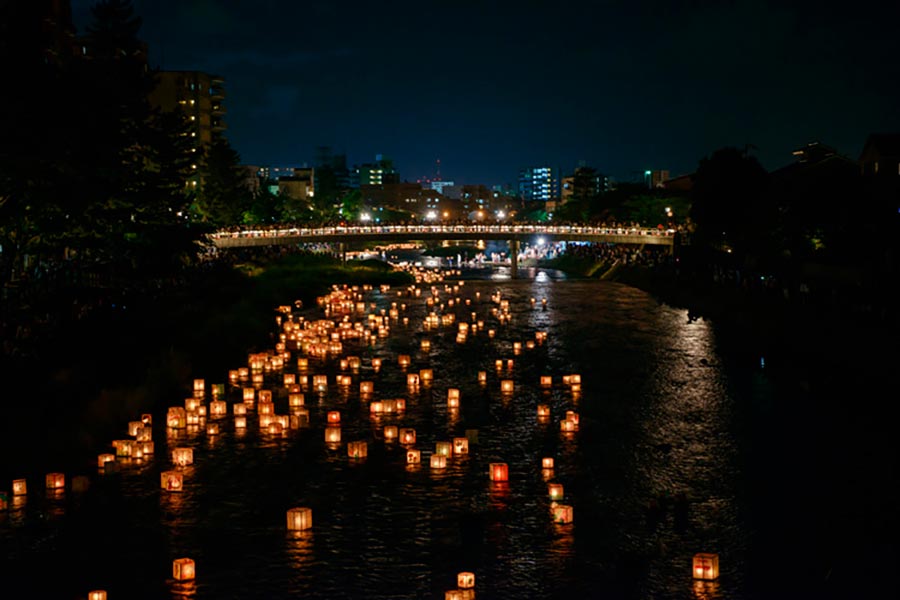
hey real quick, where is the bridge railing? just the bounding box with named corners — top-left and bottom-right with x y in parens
top-left (210, 225), bottom-right (676, 239)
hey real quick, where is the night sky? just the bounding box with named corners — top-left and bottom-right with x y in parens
top-left (72, 0), bottom-right (900, 186)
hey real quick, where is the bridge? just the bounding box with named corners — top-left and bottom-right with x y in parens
top-left (210, 224), bottom-right (676, 277)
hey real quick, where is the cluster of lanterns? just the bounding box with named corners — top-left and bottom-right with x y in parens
top-left (1, 267), bottom-right (720, 597)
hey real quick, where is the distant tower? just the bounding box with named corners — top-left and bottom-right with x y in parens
top-left (435, 159), bottom-right (442, 181)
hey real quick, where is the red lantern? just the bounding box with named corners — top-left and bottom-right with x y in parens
top-left (172, 558), bottom-right (195, 580)
top-left (489, 463), bottom-right (508, 482)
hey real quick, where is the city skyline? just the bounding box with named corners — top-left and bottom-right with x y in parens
top-left (69, 0), bottom-right (900, 186)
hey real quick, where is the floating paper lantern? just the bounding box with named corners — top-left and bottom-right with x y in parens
top-left (398, 355), bottom-right (411, 367)
top-left (259, 402), bottom-right (275, 415)
top-left (542, 457), bottom-right (555, 469)
top-left (560, 419), bottom-right (577, 432)
top-left (348, 441), bottom-right (368, 458)
top-left (457, 572), bottom-right (475, 589)
top-left (193, 379), bottom-right (205, 395)
top-left (206, 422), bottom-right (220, 436)
top-left (259, 390), bottom-right (273, 403)
top-left (135, 426), bottom-right (152, 442)
top-left (394, 398), bottom-right (407, 412)
top-left (243, 387), bottom-right (255, 402)
top-left (185, 411), bottom-right (201, 426)
top-left (435, 442), bottom-right (452, 457)
top-left (113, 439), bottom-right (134, 457)
top-left (372, 358), bottom-right (382, 371)
top-left (537, 404), bottom-right (551, 418)
top-left (551, 503), bottom-right (573, 524)
top-left (448, 396), bottom-right (460, 409)
top-left (369, 401), bottom-right (384, 414)
top-left (212, 383), bottom-right (225, 398)
top-left (327, 411), bottom-right (341, 424)
top-left (540, 376), bottom-right (552, 387)
top-left (141, 413), bottom-right (153, 425)
top-left (235, 416), bottom-right (247, 429)
top-left (172, 558), bottom-right (195, 580)
top-left (548, 483), bottom-right (564, 500)
top-left (430, 455), bottom-right (447, 469)
top-left (297, 358), bottom-right (308, 371)
top-left (284, 374), bottom-right (296, 386)
top-left (229, 369), bottom-right (240, 383)
top-left (692, 553), bottom-right (719, 580)
top-left (233, 403), bottom-right (248, 416)
top-left (160, 471), bottom-right (183, 492)
top-left (384, 425), bottom-right (398, 441)
top-left (348, 356), bottom-right (361, 369)
top-left (98, 454), bottom-right (115, 469)
top-left (566, 411), bottom-right (580, 427)
top-left (167, 407), bottom-right (187, 428)
top-left (313, 375), bottom-right (328, 391)
top-left (12, 479), bottom-right (26, 496)
top-left (172, 447), bottom-right (193, 466)
top-left (419, 369), bottom-right (433, 384)
top-left (407, 374), bottom-right (420, 387)
top-left (478, 371), bottom-right (487, 384)
top-left (360, 381), bottom-right (374, 395)
top-left (489, 463), bottom-right (508, 482)
top-left (259, 414), bottom-right (274, 428)
top-left (287, 507), bottom-right (313, 531)
top-left (268, 421), bottom-right (284, 435)
top-left (337, 375), bottom-right (352, 387)
top-left (210, 400), bottom-right (227, 418)
top-left (406, 449), bottom-right (421, 464)
top-left (495, 359), bottom-right (503, 370)
top-left (421, 340), bottom-right (431, 352)
top-left (141, 441), bottom-right (155, 455)
top-left (500, 380), bottom-right (514, 393)
top-left (447, 388), bottom-right (460, 402)
top-left (325, 427), bottom-right (341, 444)
top-left (251, 372), bottom-right (264, 385)
top-left (400, 428), bottom-right (417, 445)
top-left (506, 359), bottom-right (514, 369)
top-left (238, 367), bottom-right (249, 380)
top-left (128, 421), bottom-right (143, 436)
top-left (197, 405), bottom-right (207, 418)
top-left (87, 592), bottom-right (107, 600)
top-left (453, 437), bottom-right (469, 454)
top-left (288, 393), bottom-right (305, 408)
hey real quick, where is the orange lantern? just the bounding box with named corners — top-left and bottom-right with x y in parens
top-left (360, 381), bottom-right (374, 395)
top-left (435, 441), bottom-right (452, 457)
top-left (12, 479), bottom-right (26, 496)
top-left (87, 591), bottom-right (107, 600)
top-left (560, 419), bottom-right (577, 432)
top-left (259, 402), bottom-right (275, 415)
top-left (384, 425), bottom-right (398, 441)
top-left (453, 437), bottom-right (469, 455)
top-left (210, 400), bottom-right (227, 418)
top-left (172, 557), bottom-right (195, 580)
top-left (193, 378), bottom-right (205, 395)
top-left (141, 413), bottom-right (153, 425)
top-left (233, 402), bottom-right (248, 416)
top-left (495, 359), bottom-right (503, 370)
top-left (235, 416), bottom-right (247, 429)
top-left (430, 455), bottom-right (447, 469)
top-left (284, 373), bottom-right (296, 386)
top-left (160, 471), bottom-right (183, 492)
top-left (327, 411), bottom-right (341, 424)
top-left (420, 369), bottom-right (433, 382)
top-left (369, 400), bottom-right (384, 414)
top-left (297, 358), bottom-right (309, 371)
top-left (407, 373), bottom-right (420, 387)
top-left (128, 420), bottom-right (143, 436)
top-left (477, 371), bottom-right (487, 384)
top-left (348, 441), bottom-right (368, 459)
top-left (692, 553), bottom-right (719, 580)
top-left (172, 447), bottom-right (193, 466)
top-left (542, 457), bottom-right (554, 469)
top-left (406, 449), bottom-right (421, 464)
top-left (537, 404), bottom-right (551, 418)
top-left (98, 454), bottom-right (115, 469)
top-left (325, 427), bottom-right (341, 444)
top-left (421, 340), bottom-right (431, 352)
top-left (540, 375), bottom-right (552, 387)
top-left (447, 388), bottom-right (460, 402)
top-left (372, 358), bottom-right (382, 371)
top-left (394, 398), bottom-right (407, 412)
top-left (500, 380), bottom-right (514, 393)
top-left (489, 463), bottom-right (508, 482)
top-left (113, 439), bottom-right (134, 457)
top-left (268, 421), bottom-right (284, 435)
top-left (457, 571), bottom-right (476, 589)
top-left (398, 428), bottom-right (415, 445)
top-left (243, 387), bottom-right (256, 402)
top-left (287, 507), bottom-right (313, 531)
top-left (259, 390), bottom-right (273, 403)
top-left (548, 483), bottom-right (564, 500)
top-left (551, 503), bottom-right (573, 524)
top-left (206, 423), bottom-right (219, 436)
top-left (398, 354), bottom-right (411, 367)
top-left (167, 407), bottom-right (186, 429)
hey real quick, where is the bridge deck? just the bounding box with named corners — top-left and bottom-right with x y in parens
top-left (211, 225), bottom-right (676, 248)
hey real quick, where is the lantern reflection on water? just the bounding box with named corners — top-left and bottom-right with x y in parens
top-left (172, 557), bottom-right (195, 580)
top-left (692, 553), bottom-right (719, 580)
top-left (161, 471), bottom-right (183, 492)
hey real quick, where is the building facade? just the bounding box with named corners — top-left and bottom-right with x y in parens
top-left (518, 166), bottom-right (560, 203)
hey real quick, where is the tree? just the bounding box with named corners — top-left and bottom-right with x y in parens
top-left (195, 135), bottom-right (252, 226)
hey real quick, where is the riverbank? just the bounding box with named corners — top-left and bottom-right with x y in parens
top-left (0, 253), bottom-right (413, 478)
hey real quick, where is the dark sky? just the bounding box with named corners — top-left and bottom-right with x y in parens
top-left (72, 0), bottom-right (900, 186)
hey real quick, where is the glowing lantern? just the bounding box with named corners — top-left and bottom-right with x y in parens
top-left (288, 393), bottom-right (305, 408)
top-left (284, 373), bottom-right (296, 385)
top-left (113, 440), bottom-right (134, 457)
top-left (212, 383), bottom-right (225, 398)
top-left (693, 553), bottom-right (719, 580)
top-left (252, 372), bottom-right (264, 385)
top-left (360, 381), bottom-right (374, 395)
top-left (135, 426), bottom-right (152, 442)
top-left (193, 379), bottom-right (205, 395)
top-left (453, 437), bottom-right (469, 454)
top-left (398, 355), bottom-right (411, 367)
top-left (369, 401), bottom-right (384, 414)
top-left (430, 455), bottom-right (447, 469)
top-left (372, 358), bottom-right (382, 371)
top-left (238, 367), bottom-right (249, 380)
top-left (421, 340), bottom-right (431, 352)
top-left (197, 405), bottom-right (207, 418)
top-left (297, 358), bottom-right (309, 371)
top-left (540, 376), bottom-right (552, 387)
top-left (457, 572), bottom-right (475, 588)
top-left (560, 419), bottom-right (577, 432)
top-left (233, 403), bottom-right (248, 416)
top-left (259, 402), bottom-right (275, 415)
top-left (141, 413), bottom-right (152, 425)
top-left (406, 449), bottom-right (421, 464)
top-left (172, 447), bottom-right (193, 466)
top-left (447, 388), bottom-right (460, 402)
top-left (537, 404), bottom-right (551, 418)
top-left (478, 371), bottom-right (487, 384)
top-left (506, 359), bottom-right (514, 370)
top-left (495, 359), bottom-right (503, 370)
top-left (313, 375), bottom-right (328, 391)
top-left (243, 387), bottom-right (255, 402)
top-left (172, 558), bottom-right (195, 580)
top-left (489, 463), bottom-right (508, 482)
top-left (210, 400), bottom-right (227, 418)
top-left (98, 454), bottom-right (115, 469)
top-left (12, 479), bottom-right (26, 496)
top-left (435, 441), bottom-right (452, 457)
top-left (542, 457), bottom-right (554, 469)
top-left (394, 398), bottom-right (407, 412)
top-left (88, 592), bottom-right (107, 600)
top-left (235, 416), bottom-right (247, 429)
top-left (551, 504), bottom-right (573, 524)
top-left (548, 483), bottom-right (564, 500)
top-left (259, 414), bottom-right (274, 428)
top-left (400, 428), bottom-right (417, 445)
top-left (325, 427), bottom-right (341, 444)
top-left (566, 411), bottom-right (579, 427)
top-left (338, 375), bottom-right (352, 387)
top-left (407, 374), bottom-right (420, 387)
top-left (287, 507), bottom-right (313, 531)
top-left (160, 471), bottom-right (183, 492)
top-left (167, 407), bottom-right (186, 429)
top-left (128, 421), bottom-right (143, 436)
top-left (268, 421), bottom-right (284, 435)
top-left (384, 425), bottom-right (398, 441)
top-left (327, 411), bottom-right (341, 424)
top-left (259, 390), bottom-right (273, 403)
top-left (419, 369), bottom-right (433, 383)
top-left (348, 441), bottom-right (368, 458)
top-left (500, 380), bottom-right (514, 393)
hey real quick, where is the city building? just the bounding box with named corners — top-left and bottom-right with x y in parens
top-left (430, 181), bottom-right (455, 195)
top-left (645, 169), bottom-right (670, 189)
top-left (277, 168), bottom-right (315, 200)
top-left (859, 133), bottom-right (900, 176)
top-left (518, 166), bottom-right (560, 203)
top-left (357, 155), bottom-right (400, 187)
top-left (561, 166), bottom-right (608, 204)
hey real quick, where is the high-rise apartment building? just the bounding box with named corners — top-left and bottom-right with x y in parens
top-left (518, 166), bottom-right (559, 203)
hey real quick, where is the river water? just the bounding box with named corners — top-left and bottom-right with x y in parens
top-left (1, 267), bottom-right (895, 599)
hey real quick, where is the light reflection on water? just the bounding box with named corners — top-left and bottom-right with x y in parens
top-left (1, 275), bottom-right (759, 599)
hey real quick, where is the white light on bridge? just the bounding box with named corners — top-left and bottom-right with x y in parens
top-left (360, 213), bottom-right (372, 222)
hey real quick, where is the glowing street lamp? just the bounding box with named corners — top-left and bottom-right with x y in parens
top-left (360, 212), bottom-right (372, 222)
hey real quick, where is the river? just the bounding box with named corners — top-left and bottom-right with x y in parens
top-left (1, 267), bottom-right (895, 599)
